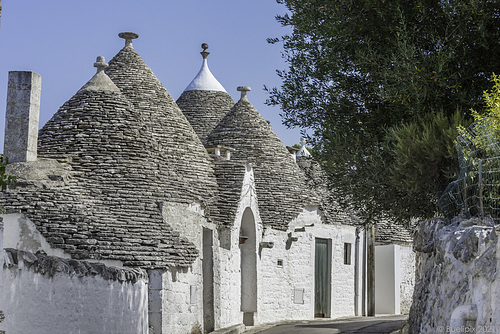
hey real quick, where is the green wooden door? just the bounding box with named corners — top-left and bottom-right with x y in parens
top-left (315, 238), bottom-right (331, 317)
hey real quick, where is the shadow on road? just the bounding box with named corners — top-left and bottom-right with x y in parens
top-left (294, 318), bottom-right (406, 333)
top-left (249, 315), bottom-right (408, 334)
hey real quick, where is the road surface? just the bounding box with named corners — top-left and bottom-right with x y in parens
top-left (244, 315), bottom-right (408, 334)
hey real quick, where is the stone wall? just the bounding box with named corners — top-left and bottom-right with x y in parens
top-left (0, 247), bottom-right (148, 334)
top-left (410, 217), bottom-right (500, 333)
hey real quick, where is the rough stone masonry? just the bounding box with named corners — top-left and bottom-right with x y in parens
top-left (4, 71), bottom-right (41, 163)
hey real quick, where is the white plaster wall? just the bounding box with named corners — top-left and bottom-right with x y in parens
top-left (219, 164), bottom-right (261, 328)
top-left (256, 209), bottom-right (359, 324)
top-left (160, 164), bottom-right (361, 331)
top-left (159, 267), bottom-right (204, 334)
top-left (0, 250), bottom-right (148, 334)
top-left (320, 224), bottom-right (358, 319)
top-left (399, 245), bottom-right (415, 314)
top-left (258, 227), bottom-right (311, 324)
top-left (375, 244), bottom-right (399, 314)
top-left (375, 244), bottom-right (414, 315)
top-left (161, 201), bottom-right (219, 333)
top-left (355, 227), bottom-right (365, 317)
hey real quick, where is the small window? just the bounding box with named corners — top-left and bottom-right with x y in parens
top-left (277, 259), bottom-right (283, 267)
top-left (344, 243), bottom-right (352, 265)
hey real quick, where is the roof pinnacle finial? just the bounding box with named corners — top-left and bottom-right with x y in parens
top-left (297, 137), bottom-right (312, 157)
top-left (94, 56), bottom-right (108, 73)
top-left (118, 32), bottom-right (139, 48)
top-left (237, 86), bottom-right (251, 101)
top-left (300, 137), bottom-right (307, 147)
top-left (201, 43), bottom-right (210, 59)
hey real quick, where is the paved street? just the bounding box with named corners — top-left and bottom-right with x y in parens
top-left (245, 315), bottom-right (408, 334)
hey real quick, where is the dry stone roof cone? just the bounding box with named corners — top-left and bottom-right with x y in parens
top-left (34, 56), bottom-right (199, 268)
top-left (105, 32), bottom-right (218, 205)
top-left (205, 87), bottom-right (316, 231)
top-left (77, 56), bottom-right (120, 93)
top-left (177, 43), bottom-right (235, 142)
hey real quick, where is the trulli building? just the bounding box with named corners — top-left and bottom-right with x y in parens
top-left (0, 32), bottom-right (412, 334)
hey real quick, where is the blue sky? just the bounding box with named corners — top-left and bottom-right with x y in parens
top-left (0, 0), bottom-right (304, 152)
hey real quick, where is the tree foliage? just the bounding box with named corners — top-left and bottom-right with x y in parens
top-left (268, 0), bottom-right (500, 222)
top-left (0, 156), bottom-right (16, 191)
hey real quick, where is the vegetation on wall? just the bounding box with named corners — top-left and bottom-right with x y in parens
top-left (0, 157), bottom-right (16, 191)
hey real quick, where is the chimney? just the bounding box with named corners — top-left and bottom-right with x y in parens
top-left (4, 71), bottom-right (41, 163)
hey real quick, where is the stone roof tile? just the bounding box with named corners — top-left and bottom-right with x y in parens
top-left (2, 53), bottom-right (213, 268)
top-left (210, 158), bottom-right (246, 227)
top-left (177, 90), bottom-right (235, 142)
top-left (177, 45), bottom-right (234, 142)
top-left (104, 40), bottom-right (218, 205)
top-left (205, 92), bottom-right (316, 231)
top-left (296, 156), bottom-right (361, 226)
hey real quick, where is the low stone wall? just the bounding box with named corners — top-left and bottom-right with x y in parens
top-left (0, 248), bottom-right (148, 334)
top-left (410, 217), bottom-right (500, 333)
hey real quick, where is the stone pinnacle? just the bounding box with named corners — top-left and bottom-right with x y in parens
top-left (201, 43), bottom-right (210, 59)
top-left (237, 86), bottom-right (251, 101)
top-left (118, 32), bottom-right (139, 48)
top-left (93, 56), bottom-right (108, 73)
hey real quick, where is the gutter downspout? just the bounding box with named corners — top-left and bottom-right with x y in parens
top-left (450, 304), bottom-right (477, 330)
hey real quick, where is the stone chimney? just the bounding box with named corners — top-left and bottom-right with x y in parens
top-left (4, 71), bottom-right (41, 163)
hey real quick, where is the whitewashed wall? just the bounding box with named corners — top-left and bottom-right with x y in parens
top-left (312, 223), bottom-right (359, 319)
top-left (219, 164), bottom-right (261, 328)
top-left (375, 244), bottom-right (400, 314)
top-left (161, 164), bottom-right (362, 332)
top-left (160, 201), bottom-right (218, 334)
top-left (399, 245), bottom-right (415, 314)
top-left (0, 248), bottom-right (148, 334)
top-left (257, 209), bottom-right (359, 323)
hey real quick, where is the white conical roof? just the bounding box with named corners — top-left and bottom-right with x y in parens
top-left (296, 137), bottom-right (312, 157)
top-left (184, 44), bottom-right (226, 92)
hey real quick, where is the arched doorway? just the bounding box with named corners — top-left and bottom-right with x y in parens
top-left (240, 207), bottom-right (257, 326)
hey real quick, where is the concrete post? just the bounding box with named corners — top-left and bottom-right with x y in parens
top-left (0, 217), bottom-right (3, 251)
top-left (148, 269), bottom-right (164, 334)
top-left (366, 222), bottom-right (375, 316)
top-left (0, 218), bottom-right (4, 267)
top-left (4, 71), bottom-right (41, 163)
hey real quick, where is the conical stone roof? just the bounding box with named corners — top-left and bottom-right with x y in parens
top-left (205, 87), bottom-right (316, 231)
top-left (104, 33), bottom-right (218, 204)
top-left (10, 60), bottom-right (200, 268)
top-left (177, 44), bottom-right (235, 142)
